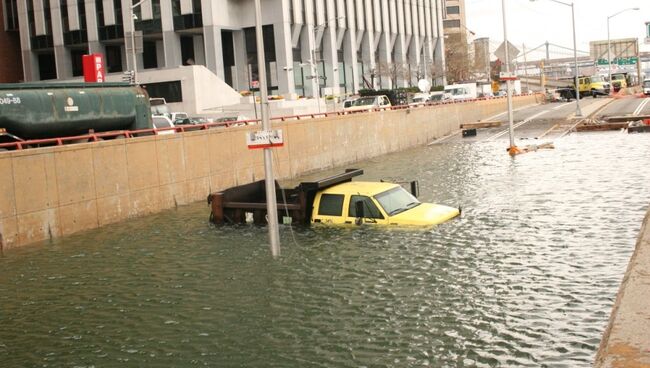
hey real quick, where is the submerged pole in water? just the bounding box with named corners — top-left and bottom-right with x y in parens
top-left (501, 0), bottom-right (519, 155)
top-left (254, 0), bottom-right (281, 257)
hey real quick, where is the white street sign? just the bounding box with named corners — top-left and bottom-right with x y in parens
top-left (246, 129), bottom-right (284, 149)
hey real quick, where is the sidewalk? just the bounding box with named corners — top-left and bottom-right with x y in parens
top-left (594, 208), bottom-right (650, 367)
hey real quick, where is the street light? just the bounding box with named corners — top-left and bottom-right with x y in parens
top-left (530, 0), bottom-right (582, 117)
top-left (308, 16), bottom-right (345, 113)
top-left (607, 7), bottom-right (640, 93)
top-left (129, 0), bottom-right (149, 84)
top-left (501, 0), bottom-right (517, 154)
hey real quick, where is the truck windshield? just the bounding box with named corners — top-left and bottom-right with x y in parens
top-left (374, 186), bottom-right (420, 216)
top-left (644, 80), bottom-right (650, 88)
top-left (354, 97), bottom-right (376, 106)
top-left (591, 76), bottom-right (604, 83)
top-left (445, 88), bottom-right (466, 96)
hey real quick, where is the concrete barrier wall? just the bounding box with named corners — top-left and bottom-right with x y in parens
top-left (0, 95), bottom-right (539, 250)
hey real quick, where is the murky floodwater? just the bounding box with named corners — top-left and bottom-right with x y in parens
top-left (1, 132), bottom-right (649, 367)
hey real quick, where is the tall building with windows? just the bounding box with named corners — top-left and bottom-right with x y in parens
top-left (442, 0), bottom-right (466, 46)
top-left (8, 0), bottom-right (447, 101)
top-left (1, 0), bottom-right (23, 82)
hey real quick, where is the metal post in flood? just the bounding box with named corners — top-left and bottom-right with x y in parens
top-left (254, 0), bottom-right (281, 257)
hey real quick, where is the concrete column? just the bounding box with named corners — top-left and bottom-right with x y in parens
top-left (203, 26), bottom-right (225, 78)
top-left (394, 0), bottom-right (408, 87)
top-left (193, 35), bottom-right (205, 66)
top-left (232, 30), bottom-right (248, 91)
top-left (17, 0), bottom-right (37, 81)
top-left (433, 0), bottom-right (446, 86)
top-left (156, 40), bottom-right (165, 68)
top-left (273, 21), bottom-right (296, 97)
top-left (160, 0), bottom-right (182, 68)
top-left (322, 26), bottom-right (340, 96)
top-left (84, 0), bottom-right (103, 55)
top-left (50, 0), bottom-right (73, 79)
top-left (343, 29), bottom-right (359, 94)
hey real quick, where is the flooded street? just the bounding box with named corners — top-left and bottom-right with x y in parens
top-left (1, 132), bottom-right (649, 367)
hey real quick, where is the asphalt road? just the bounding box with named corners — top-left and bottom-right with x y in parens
top-left (433, 95), bottom-right (650, 145)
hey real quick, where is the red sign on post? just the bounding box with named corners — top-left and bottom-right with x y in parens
top-left (82, 54), bottom-right (105, 82)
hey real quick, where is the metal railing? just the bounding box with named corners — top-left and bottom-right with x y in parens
top-left (0, 94), bottom-right (540, 152)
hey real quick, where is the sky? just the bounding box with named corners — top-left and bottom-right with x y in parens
top-left (465, 0), bottom-right (649, 61)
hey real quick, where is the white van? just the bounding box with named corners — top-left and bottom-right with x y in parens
top-left (444, 83), bottom-right (478, 101)
top-left (643, 79), bottom-right (650, 96)
top-left (344, 95), bottom-right (391, 112)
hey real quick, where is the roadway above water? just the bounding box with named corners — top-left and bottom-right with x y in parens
top-left (1, 114), bottom-right (649, 367)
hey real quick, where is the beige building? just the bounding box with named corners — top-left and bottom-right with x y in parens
top-left (442, 0), bottom-right (467, 46)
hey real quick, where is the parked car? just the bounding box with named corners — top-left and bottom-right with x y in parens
top-left (344, 95), bottom-right (391, 112)
top-left (643, 79), bottom-right (650, 96)
top-left (170, 112), bottom-right (190, 125)
top-left (343, 97), bottom-right (358, 109)
top-left (152, 115), bottom-right (175, 135)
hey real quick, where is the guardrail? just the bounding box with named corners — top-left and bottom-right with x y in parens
top-left (0, 93), bottom-right (541, 152)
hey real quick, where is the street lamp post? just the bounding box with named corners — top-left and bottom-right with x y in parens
top-left (308, 17), bottom-right (345, 113)
top-left (129, 0), bottom-right (149, 84)
top-left (530, 0), bottom-right (582, 117)
top-left (501, 0), bottom-right (517, 153)
top-left (607, 8), bottom-right (640, 93)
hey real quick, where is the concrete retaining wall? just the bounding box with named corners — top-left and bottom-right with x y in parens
top-left (0, 95), bottom-right (539, 250)
top-left (594, 208), bottom-right (650, 368)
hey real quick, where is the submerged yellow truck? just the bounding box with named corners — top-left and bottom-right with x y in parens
top-left (208, 169), bottom-right (460, 227)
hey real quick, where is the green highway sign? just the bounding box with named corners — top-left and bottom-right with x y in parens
top-left (596, 57), bottom-right (638, 65)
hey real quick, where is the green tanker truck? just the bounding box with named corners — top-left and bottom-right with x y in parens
top-left (0, 82), bottom-right (152, 145)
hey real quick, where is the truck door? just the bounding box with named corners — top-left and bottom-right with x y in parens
top-left (346, 195), bottom-right (388, 225)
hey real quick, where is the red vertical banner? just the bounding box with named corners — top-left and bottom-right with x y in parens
top-left (82, 53), bottom-right (105, 82)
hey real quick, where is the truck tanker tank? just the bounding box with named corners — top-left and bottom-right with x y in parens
top-left (0, 82), bottom-right (152, 139)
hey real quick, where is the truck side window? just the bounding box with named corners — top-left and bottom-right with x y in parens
top-left (348, 195), bottom-right (384, 219)
top-left (318, 194), bottom-right (344, 216)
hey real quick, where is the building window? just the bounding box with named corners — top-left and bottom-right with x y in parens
top-left (104, 45), bottom-right (123, 73)
top-left (38, 52), bottom-right (57, 80)
top-left (222, 30), bottom-right (235, 86)
top-left (142, 41), bottom-right (158, 69)
top-left (70, 49), bottom-right (86, 76)
top-left (443, 19), bottom-right (461, 29)
top-left (446, 6), bottom-right (460, 15)
top-left (3, 0), bottom-right (19, 31)
top-left (244, 25), bottom-right (277, 89)
top-left (141, 81), bottom-right (183, 103)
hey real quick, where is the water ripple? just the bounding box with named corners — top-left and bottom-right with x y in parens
top-left (0, 132), bottom-right (649, 367)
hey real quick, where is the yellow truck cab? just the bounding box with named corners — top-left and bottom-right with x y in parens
top-left (576, 76), bottom-right (592, 97)
top-left (588, 75), bottom-right (610, 97)
top-left (610, 73), bottom-right (628, 92)
top-left (311, 181), bottom-right (460, 226)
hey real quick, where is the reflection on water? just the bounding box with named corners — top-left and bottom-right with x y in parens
top-left (1, 133), bottom-right (649, 367)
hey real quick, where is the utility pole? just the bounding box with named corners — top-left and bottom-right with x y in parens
top-left (501, 0), bottom-right (517, 154)
top-left (129, 0), bottom-right (149, 84)
top-left (254, 0), bottom-right (280, 257)
top-left (523, 43), bottom-right (529, 93)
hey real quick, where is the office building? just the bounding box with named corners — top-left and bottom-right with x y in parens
top-left (8, 0), bottom-right (447, 110)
